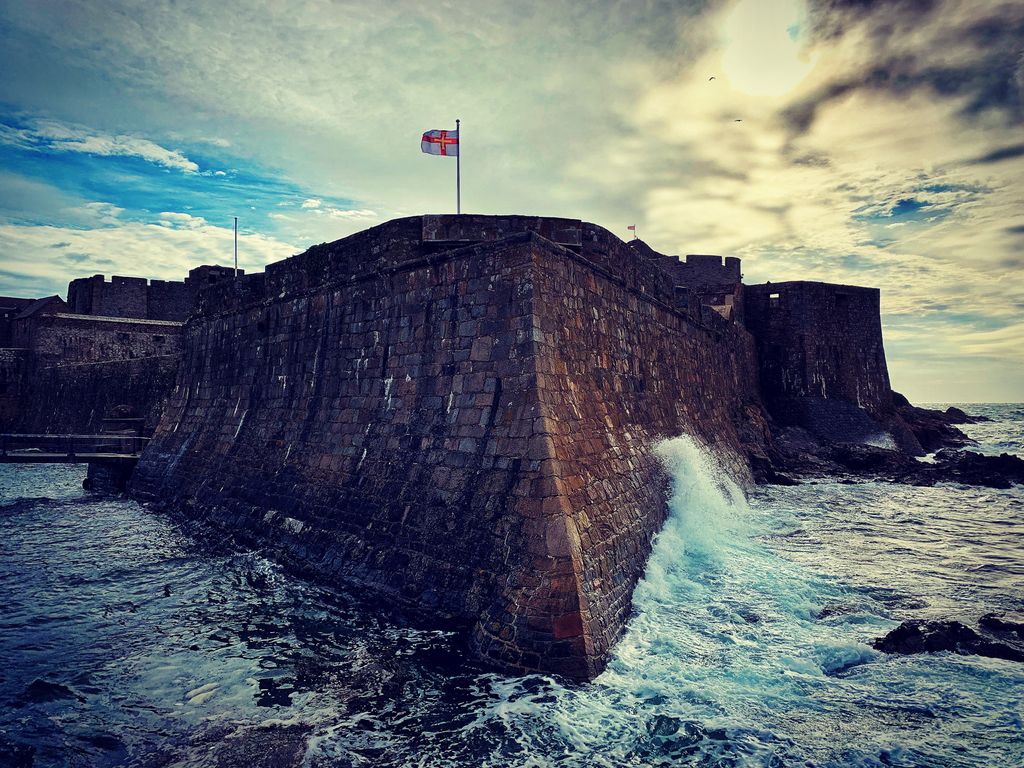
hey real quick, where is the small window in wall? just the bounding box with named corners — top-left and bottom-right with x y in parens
top-left (153, 334), bottom-right (165, 344)
top-left (769, 292), bottom-right (781, 308)
top-left (117, 332), bottom-right (130, 342)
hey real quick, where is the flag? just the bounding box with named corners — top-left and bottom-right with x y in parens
top-left (627, 225), bottom-right (636, 231)
top-left (421, 129), bottom-right (459, 156)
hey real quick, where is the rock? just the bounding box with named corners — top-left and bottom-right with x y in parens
top-left (831, 445), bottom-right (913, 474)
top-left (20, 678), bottom-right (81, 704)
top-left (943, 406), bottom-right (990, 424)
top-left (943, 406), bottom-right (970, 423)
top-left (873, 620), bottom-right (1024, 663)
top-left (925, 450), bottom-right (1024, 488)
top-left (979, 612), bottom-right (1024, 640)
top-left (891, 392), bottom-right (974, 452)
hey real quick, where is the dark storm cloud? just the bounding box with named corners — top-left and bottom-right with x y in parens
top-left (808, 0), bottom-right (938, 39)
top-left (782, 1), bottom-right (1024, 137)
top-left (968, 143), bottom-right (1024, 164)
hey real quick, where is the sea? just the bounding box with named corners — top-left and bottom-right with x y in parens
top-left (1, 404), bottom-right (1022, 767)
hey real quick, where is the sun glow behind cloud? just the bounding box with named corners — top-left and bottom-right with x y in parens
top-left (719, 0), bottom-right (817, 98)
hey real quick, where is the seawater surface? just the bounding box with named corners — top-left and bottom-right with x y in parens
top-left (1, 405), bottom-right (1022, 767)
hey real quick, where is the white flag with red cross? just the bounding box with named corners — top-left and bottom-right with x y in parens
top-left (421, 128), bottom-right (459, 156)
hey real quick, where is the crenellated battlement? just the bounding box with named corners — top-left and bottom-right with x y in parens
top-left (67, 265), bottom-right (239, 321)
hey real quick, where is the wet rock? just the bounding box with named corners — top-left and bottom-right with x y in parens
top-left (873, 620), bottom-right (1024, 663)
top-left (831, 445), bottom-right (913, 474)
top-left (19, 678), bottom-right (80, 704)
top-left (770, 425), bottom-right (1024, 488)
top-left (979, 612), bottom-right (1024, 640)
top-left (891, 392), bottom-right (973, 452)
top-left (816, 603), bottom-right (855, 620)
top-left (942, 406), bottom-right (989, 424)
top-left (906, 450), bottom-right (1024, 489)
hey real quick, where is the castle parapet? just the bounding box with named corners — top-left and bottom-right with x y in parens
top-left (193, 216), bottom-right (714, 330)
top-left (67, 265), bottom-right (240, 322)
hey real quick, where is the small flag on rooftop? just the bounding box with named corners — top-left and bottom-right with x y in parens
top-left (627, 224), bottom-right (637, 240)
top-left (421, 119), bottom-right (462, 214)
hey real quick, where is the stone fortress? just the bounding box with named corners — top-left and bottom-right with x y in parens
top-left (1, 214), bottom-right (926, 680)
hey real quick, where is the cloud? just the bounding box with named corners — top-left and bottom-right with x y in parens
top-left (968, 143), bottom-right (1024, 164)
top-left (0, 117), bottom-right (200, 172)
top-left (157, 211), bottom-right (207, 229)
top-left (0, 211), bottom-right (296, 298)
top-left (301, 198), bottom-right (322, 208)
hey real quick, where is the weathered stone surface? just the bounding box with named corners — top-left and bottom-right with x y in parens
top-left (9, 355), bottom-right (178, 434)
top-left (0, 348), bottom-right (27, 428)
top-left (744, 281), bottom-right (919, 453)
top-left (67, 265), bottom-right (240, 322)
top-left (130, 217), bottom-right (771, 679)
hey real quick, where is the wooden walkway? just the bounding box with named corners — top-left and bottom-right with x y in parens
top-left (0, 434), bottom-right (149, 463)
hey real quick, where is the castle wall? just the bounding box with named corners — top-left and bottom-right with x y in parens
top-left (0, 349), bottom-right (28, 429)
top-left (13, 314), bottom-right (182, 368)
top-left (130, 217), bottom-right (770, 679)
top-left (744, 281), bottom-right (901, 445)
top-left (14, 355), bottom-right (179, 434)
top-left (472, 237), bottom-right (768, 674)
top-left (0, 297), bottom-right (33, 346)
top-left (65, 267), bottom-right (240, 322)
top-left (629, 247), bottom-right (745, 322)
top-left (147, 280), bottom-right (191, 321)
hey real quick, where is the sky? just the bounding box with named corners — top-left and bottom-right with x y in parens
top-left (0, 0), bottom-right (1021, 402)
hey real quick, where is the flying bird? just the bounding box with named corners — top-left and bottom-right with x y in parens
top-left (734, 119), bottom-right (743, 122)
top-left (709, 76), bottom-right (716, 81)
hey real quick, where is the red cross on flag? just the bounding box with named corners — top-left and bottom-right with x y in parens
top-left (421, 128), bottom-right (459, 156)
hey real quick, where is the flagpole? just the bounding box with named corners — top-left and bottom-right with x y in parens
top-left (456, 118), bottom-right (461, 214)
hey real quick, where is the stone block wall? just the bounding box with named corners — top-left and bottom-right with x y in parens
top-left (471, 239), bottom-right (768, 676)
top-left (66, 266), bottom-right (239, 322)
top-left (131, 217), bottom-right (771, 679)
top-left (635, 248), bottom-right (745, 321)
top-left (0, 349), bottom-right (27, 429)
top-left (744, 281), bottom-right (902, 444)
top-left (147, 280), bottom-right (192, 321)
top-left (13, 314), bottom-right (182, 368)
top-left (0, 297), bottom-right (33, 346)
top-left (13, 355), bottom-right (179, 434)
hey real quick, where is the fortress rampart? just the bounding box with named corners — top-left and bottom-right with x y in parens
top-left (744, 281), bottom-right (914, 450)
top-left (130, 215), bottom-right (771, 678)
top-left (4, 214), bottom-right (909, 678)
top-left (68, 265), bottom-right (240, 321)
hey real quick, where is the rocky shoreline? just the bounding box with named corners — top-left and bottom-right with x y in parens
top-left (761, 396), bottom-right (1023, 489)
